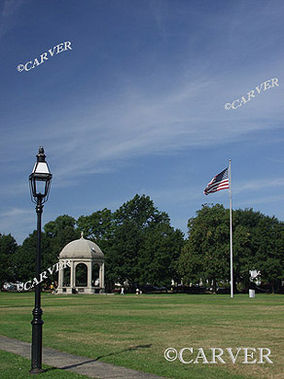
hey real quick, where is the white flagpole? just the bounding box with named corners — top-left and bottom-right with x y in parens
top-left (229, 159), bottom-right (233, 298)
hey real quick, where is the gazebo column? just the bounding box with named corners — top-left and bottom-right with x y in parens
top-left (98, 263), bottom-right (101, 287)
top-left (70, 261), bottom-right (75, 288)
top-left (101, 263), bottom-right (105, 289)
top-left (58, 259), bottom-right (63, 289)
top-left (87, 261), bottom-right (92, 289)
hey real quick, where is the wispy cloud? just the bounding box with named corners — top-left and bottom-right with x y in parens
top-left (0, 182), bottom-right (28, 197)
top-left (0, 0), bottom-right (27, 39)
top-left (0, 207), bottom-right (34, 242)
top-left (140, 186), bottom-right (203, 206)
top-left (28, 76), bottom-right (282, 186)
top-left (1, 207), bottom-right (32, 218)
top-left (234, 178), bottom-right (284, 194)
top-left (1, 0), bottom-right (283, 243)
top-left (1, 69), bottom-right (282, 197)
top-left (237, 194), bottom-right (284, 208)
top-left (142, 177), bottom-right (284, 208)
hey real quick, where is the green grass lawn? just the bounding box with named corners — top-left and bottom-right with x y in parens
top-left (0, 350), bottom-right (89, 378)
top-left (0, 292), bottom-right (283, 378)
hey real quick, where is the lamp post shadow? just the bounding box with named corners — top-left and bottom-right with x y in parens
top-left (44, 344), bottom-right (152, 373)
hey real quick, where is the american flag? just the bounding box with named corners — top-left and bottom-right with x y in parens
top-left (204, 168), bottom-right (229, 195)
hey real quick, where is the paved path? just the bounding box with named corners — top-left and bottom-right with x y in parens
top-left (0, 335), bottom-right (165, 378)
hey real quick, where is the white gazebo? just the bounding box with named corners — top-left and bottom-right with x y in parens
top-left (57, 233), bottom-right (104, 294)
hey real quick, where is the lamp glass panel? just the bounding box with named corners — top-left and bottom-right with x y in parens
top-left (29, 179), bottom-right (35, 196)
top-left (35, 178), bottom-right (47, 196)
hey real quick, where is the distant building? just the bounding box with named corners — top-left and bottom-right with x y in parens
top-left (249, 270), bottom-right (261, 286)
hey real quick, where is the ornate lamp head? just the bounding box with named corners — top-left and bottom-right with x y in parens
top-left (29, 147), bottom-right (52, 203)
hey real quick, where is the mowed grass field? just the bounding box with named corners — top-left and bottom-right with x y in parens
top-left (0, 293), bottom-right (283, 379)
top-left (0, 350), bottom-right (89, 379)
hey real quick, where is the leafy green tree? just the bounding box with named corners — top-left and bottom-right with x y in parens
top-left (13, 215), bottom-right (79, 286)
top-left (232, 209), bottom-right (284, 292)
top-left (13, 230), bottom-right (50, 283)
top-left (179, 205), bottom-right (284, 293)
top-left (232, 224), bottom-right (253, 291)
top-left (232, 209), bottom-right (264, 291)
top-left (178, 204), bottom-right (229, 292)
top-left (139, 223), bottom-right (184, 287)
top-left (106, 221), bottom-right (142, 287)
top-left (43, 215), bottom-right (80, 269)
top-left (0, 234), bottom-right (17, 287)
top-left (106, 194), bottom-right (183, 289)
top-left (11, 216), bottom-right (78, 287)
top-left (177, 237), bottom-right (204, 286)
top-left (77, 208), bottom-right (114, 250)
top-left (253, 217), bottom-right (284, 293)
top-left (114, 194), bottom-right (170, 228)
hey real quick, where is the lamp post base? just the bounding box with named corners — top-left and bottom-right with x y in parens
top-left (30, 368), bottom-right (45, 374)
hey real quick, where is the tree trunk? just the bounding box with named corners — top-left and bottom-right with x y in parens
top-left (212, 278), bottom-right (217, 294)
top-left (271, 279), bottom-right (279, 294)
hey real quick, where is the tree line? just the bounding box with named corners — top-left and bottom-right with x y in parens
top-left (0, 195), bottom-right (283, 293)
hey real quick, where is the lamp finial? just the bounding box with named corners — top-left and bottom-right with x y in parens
top-left (37, 146), bottom-right (46, 162)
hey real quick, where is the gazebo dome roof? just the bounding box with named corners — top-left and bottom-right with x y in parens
top-left (59, 233), bottom-right (104, 260)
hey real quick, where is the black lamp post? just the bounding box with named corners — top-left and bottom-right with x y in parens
top-left (29, 146), bottom-right (52, 374)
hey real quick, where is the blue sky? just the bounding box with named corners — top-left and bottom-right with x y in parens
top-left (0, 0), bottom-right (283, 243)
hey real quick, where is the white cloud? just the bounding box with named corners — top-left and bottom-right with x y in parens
top-left (30, 75), bottom-right (282, 187)
top-left (1, 69), bottom-right (282, 202)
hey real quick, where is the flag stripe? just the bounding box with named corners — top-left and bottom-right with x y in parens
top-left (207, 180), bottom-right (229, 191)
top-left (204, 168), bottom-right (229, 195)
